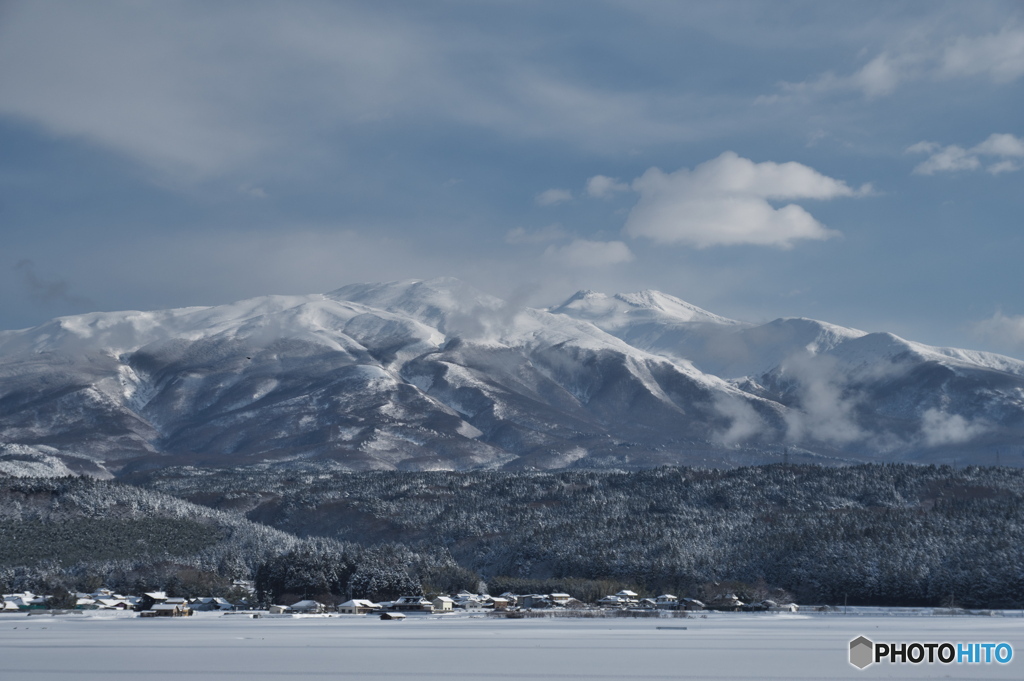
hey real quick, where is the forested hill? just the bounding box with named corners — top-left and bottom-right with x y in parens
top-left (0, 476), bottom-right (314, 585)
top-left (130, 463), bottom-right (1024, 607)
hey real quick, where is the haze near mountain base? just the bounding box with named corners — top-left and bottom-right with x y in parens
top-left (1, 277), bottom-right (1021, 476)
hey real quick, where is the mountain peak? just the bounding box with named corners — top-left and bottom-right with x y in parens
top-left (552, 288), bottom-right (738, 326)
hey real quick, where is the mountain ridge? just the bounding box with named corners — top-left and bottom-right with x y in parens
top-left (1, 277), bottom-right (1022, 475)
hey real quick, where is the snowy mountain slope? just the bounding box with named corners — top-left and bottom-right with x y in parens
top-left (0, 278), bottom-right (1022, 473)
top-left (552, 292), bottom-right (1024, 460)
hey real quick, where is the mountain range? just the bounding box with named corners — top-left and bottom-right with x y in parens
top-left (2, 277), bottom-right (1023, 476)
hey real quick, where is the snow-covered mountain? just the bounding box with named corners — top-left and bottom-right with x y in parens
top-left (1, 277), bottom-right (1022, 475)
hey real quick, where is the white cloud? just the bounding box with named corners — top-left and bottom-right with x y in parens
top-left (585, 175), bottom-right (630, 198)
top-left (780, 353), bottom-right (865, 446)
top-left (972, 132), bottom-right (1024, 157)
top-left (504, 224), bottom-right (569, 244)
top-left (543, 239), bottom-right (634, 267)
top-left (941, 28), bottom-right (1024, 82)
top-left (973, 311), bottom-right (1024, 352)
top-left (908, 133), bottom-right (1024, 175)
top-left (623, 151), bottom-right (864, 248)
top-left (920, 408), bottom-right (990, 447)
top-left (535, 189), bottom-right (573, 206)
top-left (909, 145), bottom-right (980, 175)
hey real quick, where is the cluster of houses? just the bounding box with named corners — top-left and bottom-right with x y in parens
top-left (270, 590), bottom-right (798, 617)
top-left (2, 587), bottom-right (797, 617)
top-left (1, 588), bottom-right (250, 617)
top-left (596, 591), bottom-right (798, 613)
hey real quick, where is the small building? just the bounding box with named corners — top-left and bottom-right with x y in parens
top-left (548, 593), bottom-right (572, 606)
top-left (432, 596), bottom-right (454, 613)
top-left (268, 604), bottom-right (291, 614)
top-left (151, 603), bottom-right (191, 617)
top-left (392, 596), bottom-right (432, 612)
top-left (190, 597), bottom-right (234, 612)
top-left (518, 595), bottom-right (551, 609)
top-left (289, 600), bottom-right (326, 614)
top-left (488, 597), bottom-right (509, 611)
top-left (680, 598), bottom-right (705, 611)
top-left (597, 595), bottom-right (625, 608)
top-left (615, 590), bottom-right (639, 603)
top-left (337, 599), bottom-right (381, 615)
top-left (498, 592), bottom-right (518, 606)
top-left (708, 594), bottom-right (744, 611)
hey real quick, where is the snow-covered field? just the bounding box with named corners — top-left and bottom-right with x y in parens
top-left (2, 611), bottom-right (1022, 680)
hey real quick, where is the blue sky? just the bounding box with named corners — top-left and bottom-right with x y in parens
top-left (1, 1), bottom-right (1023, 355)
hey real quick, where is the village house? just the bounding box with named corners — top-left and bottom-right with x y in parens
top-left (487, 597), bottom-right (509, 611)
top-left (680, 598), bottom-right (705, 611)
top-left (288, 600), bottom-right (326, 614)
top-left (337, 599), bottom-right (380, 615)
top-left (149, 603), bottom-right (191, 617)
top-left (655, 594), bottom-right (678, 610)
top-left (707, 593), bottom-right (744, 611)
top-left (1, 592), bottom-right (47, 611)
top-left (615, 590), bottom-right (639, 603)
top-left (432, 596), bottom-right (454, 613)
top-left (392, 596), bottom-right (432, 612)
top-left (189, 597), bottom-right (234, 612)
top-left (597, 595), bottom-right (626, 608)
top-left (548, 593), bottom-right (571, 606)
top-left (137, 592), bottom-right (168, 611)
top-left (517, 594), bottom-right (552, 609)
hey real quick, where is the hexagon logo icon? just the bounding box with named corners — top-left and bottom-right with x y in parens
top-left (849, 636), bottom-right (874, 669)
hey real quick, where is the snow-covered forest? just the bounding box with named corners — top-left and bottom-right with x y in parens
top-left (120, 463), bottom-right (1024, 607)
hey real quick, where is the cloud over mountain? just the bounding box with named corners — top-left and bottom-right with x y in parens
top-left (622, 152), bottom-right (866, 248)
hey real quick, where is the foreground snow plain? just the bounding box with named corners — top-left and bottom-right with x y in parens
top-left (2, 611), bottom-right (1023, 680)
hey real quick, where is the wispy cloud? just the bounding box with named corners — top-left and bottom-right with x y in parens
top-left (505, 224), bottom-right (569, 244)
top-left (941, 27), bottom-right (1024, 82)
top-left (769, 27), bottom-right (1024, 101)
top-left (622, 152), bottom-right (869, 248)
top-left (920, 408), bottom-right (990, 447)
top-left (535, 189), bottom-right (573, 206)
top-left (0, 2), bottom-right (711, 183)
top-left (544, 239), bottom-right (634, 267)
top-left (585, 175), bottom-right (630, 199)
top-left (972, 311), bottom-right (1024, 352)
top-left (908, 133), bottom-right (1024, 175)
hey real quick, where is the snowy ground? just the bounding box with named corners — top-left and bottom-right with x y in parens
top-left (2, 611), bottom-right (1022, 680)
